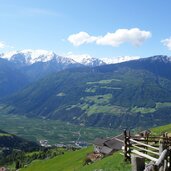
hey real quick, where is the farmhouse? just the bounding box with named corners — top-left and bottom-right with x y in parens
top-left (93, 135), bottom-right (124, 155)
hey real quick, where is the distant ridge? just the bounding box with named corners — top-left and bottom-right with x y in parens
top-left (0, 50), bottom-right (142, 98)
top-left (0, 129), bottom-right (40, 151)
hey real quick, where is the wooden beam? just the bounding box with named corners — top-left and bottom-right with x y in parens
top-left (132, 144), bottom-right (159, 156)
top-left (113, 137), bottom-right (124, 143)
top-left (132, 149), bottom-right (158, 162)
top-left (155, 149), bottom-right (168, 167)
top-left (130, 139), bottom-right (159, 151)
top-left (131, 136), bottom-right (171, 139)
top-left (132, 139), bottom-right (159, 143)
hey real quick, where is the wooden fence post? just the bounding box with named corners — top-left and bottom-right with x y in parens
top-left (128, 130), bottom-right (131, 162)
top-left (124, 129), bottom-right (128, 162)
top-left (131, 154), bottom-right (145, 171)
top-left (169, 148), bottom-right (171, 170)
top-left (155, 149), bottom-right (168, 171)
top-left (124, 129), bottom-right (131, 162)
top-left (159, 143), bottom-right (164, 156)
top-left (145, 132), bottom-right (149, 154)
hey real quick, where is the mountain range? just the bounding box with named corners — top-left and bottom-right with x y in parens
top-left (0, 49), bottom-right (139, 66)
top-left (0, 49), bottom-right (140, 98)
top-left (1, 53), bottom-right (171, 129)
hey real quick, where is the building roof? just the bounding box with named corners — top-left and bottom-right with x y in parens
top-left (104, 138), bottom-right (123, 150)
top-left (93, 138), bottom-right (109, 146)
top-left (100, 146), bottom-right (113, 154)
top-left (93, 135), bottom-right (124, 151)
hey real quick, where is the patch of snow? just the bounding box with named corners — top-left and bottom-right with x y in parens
top-left (0, 50), bottom-right (17, 60)
top-left (66, 53), bottom-right (105, 66)
top-left (101, 56), bottom-right (140, 64)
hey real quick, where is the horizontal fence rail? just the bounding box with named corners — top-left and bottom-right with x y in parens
top-left (123, 130), bottom-right (171, 171)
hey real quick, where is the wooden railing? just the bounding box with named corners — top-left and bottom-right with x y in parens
top-left (123, 130), bottom-right (171, 171)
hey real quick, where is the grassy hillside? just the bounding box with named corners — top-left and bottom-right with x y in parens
top-left (20, 147), bottom-right (130, 171)
top-left (19, 123), bottom-right (171, 171)
top-left (151, 123), bottom-right (171, 135)
top-left (0, 129), bottom-right (40, 169)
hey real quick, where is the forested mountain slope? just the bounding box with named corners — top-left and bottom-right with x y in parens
top-left (1, 56), bottom-right (171, 129)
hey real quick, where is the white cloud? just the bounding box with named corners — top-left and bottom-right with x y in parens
top-left (96, 28), bottom-right (151, 47)
top-left (0, 42), bottom-right (6, 49)
top-left (68, 32), bottom-right (98, 46)
top-left (161, 37), bottom-right (171, 50)
top-left (68, 28), bottom-right (151, 47)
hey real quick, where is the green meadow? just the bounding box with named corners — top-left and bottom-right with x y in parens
top-left (20, 147), bottom-right (131, 171)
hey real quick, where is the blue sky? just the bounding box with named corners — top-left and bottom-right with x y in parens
top-left (0, 0), bottom-right (171, 59)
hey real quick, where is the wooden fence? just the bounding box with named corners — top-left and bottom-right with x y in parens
top-left (123, 130), bottom-right (171, 171)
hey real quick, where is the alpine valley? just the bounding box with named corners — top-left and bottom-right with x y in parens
top-left (0, 50), bottom-right (171, 130)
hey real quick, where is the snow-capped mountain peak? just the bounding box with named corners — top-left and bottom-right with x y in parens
top-left (0, 49), bottom-right (76, 65)
top-left (66, 53), bottom-right (105, 66)
top-left (137, 55), bottom-right (171, 64)
top-left (1, 50), bottom-right (18, 60)
top-left (19, 49), bottom-right (55, 64)
top-left (101, 56), bottom-right (140, 64)
top-left (66, 53), bottom-right (140, 66)
top-left (55, 55), bottom-right (76, 64)
top-left (0, 49), bottom-right (141, 67)
top-left (150, 55), bottom-right (171, 63)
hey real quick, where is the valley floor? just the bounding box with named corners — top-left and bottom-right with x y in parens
top-left (0, 113), bottom-right (119, 145)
